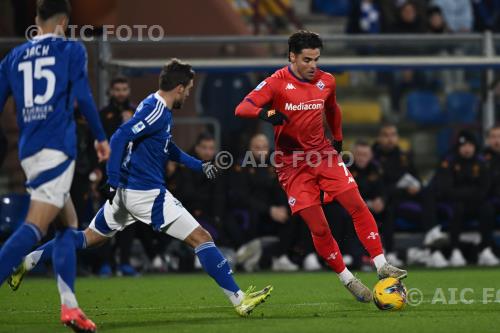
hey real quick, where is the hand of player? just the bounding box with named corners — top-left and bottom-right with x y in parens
top-left (202, 161), bottom-right (219, 180)
top-left (102, 183), bottom-right (116, 205)
top-left (95, 140), bottom-right (111, 162)
top-left (332, 139), bottom-right (343, 154)
top-left (258, 109), bottom-right (289, 126)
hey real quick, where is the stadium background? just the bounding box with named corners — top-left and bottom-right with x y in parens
top-left (0, 0), bottom-right (500, 291)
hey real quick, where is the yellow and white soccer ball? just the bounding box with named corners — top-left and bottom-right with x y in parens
top-left (373, 277), bottom-right (407, 310)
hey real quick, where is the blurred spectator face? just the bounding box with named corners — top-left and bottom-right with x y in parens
top-left (487, 127), bottom-right (500, 153)
top-left (290, 48), bottom-right (320, 81)
top-left (458, 142), bottom-right (476, 159)
top-left (353, 144), bottom-right (373, 169)
top-left (110, 82), bottom-right (130, 104)
top-left (429, 11), bottom-right (445, 32)
top-left (249, 134), bottom-right (270, 161)
top-left (378, 126), bottom-right (399, 151)
top-left (400, 3), bottom-right (417, 23)
top-left (195, 138), bottom-right (216, 161)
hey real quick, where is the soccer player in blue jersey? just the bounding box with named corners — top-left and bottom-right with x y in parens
top-left (10, 58), bottom-right (273, 318)
top-left (0, 0), bottom-right (109, 332)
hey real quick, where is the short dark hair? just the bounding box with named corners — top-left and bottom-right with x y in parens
top-left (110, 76), bottom-right (129, 88)
top-left (354, 139), bottom-right (371, 148)
top-left (37, 0), bottom-right (71, 21)
top-left (379, 122), bottom-right (398, 134)
top-left (288, 30), bottom-right (323, 60)
top-left (487, 125), bottom-right (500, 136)
top-left (195, 132), bottom-right (215, 146)
top-left (159, 59), bottom-right (195, 92)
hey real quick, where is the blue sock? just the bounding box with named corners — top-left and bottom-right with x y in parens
top-left (195, 242), bottom-right (243, 305)
top-left (25, 229), bottom-right (86, 271)
top-left (53, 228), bottom-right (78, 308)
top-left (0, 223), bottom-right (42, 284)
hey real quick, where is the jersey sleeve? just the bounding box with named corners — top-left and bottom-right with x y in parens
top-left (167, 141), bottom-right (203, 172)
top-left (70, 42), bottom-right (106, 142)
top-left (324, 76), bottom-right (343, 141)
top-left (0, 54), bottom-right (12, 113)
top-left (235, 78), bottom-right (275, 118)
top-left (106, 102), bottom-right (165, 187)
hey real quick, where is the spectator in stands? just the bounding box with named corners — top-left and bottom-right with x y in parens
top-left (431, 0), bottom-right (474, 32)
top-left (435, 130), bottom-right (499, 266)
top-left (472, 0), bottom-right (500, 32)
top-left (378, 0), bottom-right (429, 32)
top-left (100, 76), bottom-right (135, 138)
top-left (229, 134), bottom-right (316, 272)
top-left (175, 133), bottom-right (228, 246)
top-left (426, 5), bottom-right (449, 33)
top-left (346, 0), bottom-right (382, 34)
top-left (372, 124), bottom-right (445, 266)
top-left (0, 126), bottom-right (6, 168)
top-left (350, 140), bottom-right (403, 265)
top-left (388, 1), bottom-right (426, 33)
top-left (484, 125), bottom-right (500, 234)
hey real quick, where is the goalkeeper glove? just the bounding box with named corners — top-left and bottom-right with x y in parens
top-left (202, 161), bottom-right (219, 180)
top-left (258, 109), bottom-right (289, 126)
top-left (333, 140), bottom-right (343, 154)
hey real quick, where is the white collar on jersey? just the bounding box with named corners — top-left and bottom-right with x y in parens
top-left (31, 33), bottom-right (64, 41)
top-left (154, 91), bottom-right (167, 107)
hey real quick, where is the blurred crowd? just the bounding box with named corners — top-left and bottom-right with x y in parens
top-left (315, 0), bottom-right (500, 33)
top-left (9, 74), bottom-right (495, 278)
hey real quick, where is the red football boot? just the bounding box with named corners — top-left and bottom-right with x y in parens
top-left (60, 305), bottom-right (97, 333)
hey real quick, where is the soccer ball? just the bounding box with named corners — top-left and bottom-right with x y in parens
top-left (373, 277), bottom-right (407, 310)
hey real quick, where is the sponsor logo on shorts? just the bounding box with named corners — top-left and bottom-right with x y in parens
top-left (288, 196), bottom-right (296, 207)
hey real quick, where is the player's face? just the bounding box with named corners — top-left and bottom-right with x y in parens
top-left (195, 139), bottom-right (216, 161)
top-left (354, 145), bottom-right (373, 169)
top-left (487, 128), bottom-right (500, 153)
top-left (379, 126), bottom-right (399, 150)
top-left (459, 142), bottom-right (476, 159)
top-left (290, 48), bottom-right (321, 81)
top-left (110, 83), bottom-right (130, 104)
top-left (250, 134), bottom-right (270, 161)
top-left (173, 79), bottom-right (194, 109)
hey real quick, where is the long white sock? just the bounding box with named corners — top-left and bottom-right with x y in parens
top-left (373, 254), bottom-right (387, 270)
top-left (57, 275), bottom-right (78, 308)
top-left (338, 267), bottom-right (355, 285)
top-left (223, 288), bottom-right (244, 306)
top-left (24, 250), bottom-right (44, 271)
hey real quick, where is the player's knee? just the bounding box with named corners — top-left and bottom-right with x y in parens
top-left (84, 229), bottom-right (108, 248)
top-left (339, 190), bottom-right (367, 215)
top-left (184, 226), bottom-right (213, 248)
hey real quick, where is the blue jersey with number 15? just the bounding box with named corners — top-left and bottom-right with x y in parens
top-left (0, 34), bottom-right (106, 160)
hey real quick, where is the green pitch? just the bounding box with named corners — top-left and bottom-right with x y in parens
top-left (1, 268), bottom-right (500, 333)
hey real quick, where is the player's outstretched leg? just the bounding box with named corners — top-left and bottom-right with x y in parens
top-left (8, 229), bottom-right (87, 291)
top-left (336, 189), bottom-right (407, 280)
top-left (53, 228), bottom-right (96, 333)
top-left (185, 226), bottom-right (273, 316)
top-left (298, 205), bottom-right (372, 302)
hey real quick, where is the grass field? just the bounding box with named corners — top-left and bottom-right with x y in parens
top-left (1, 268), bottom-right (500, 333)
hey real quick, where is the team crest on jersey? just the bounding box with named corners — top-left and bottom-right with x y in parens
top-left (255, 81), bottom-right (267, 91)
top-left (316, 80), bottom-right (325, 90)
top-left (288, 196), bottom-right (296, 207)
top-left (132, 121), bottom-right (146, 134)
